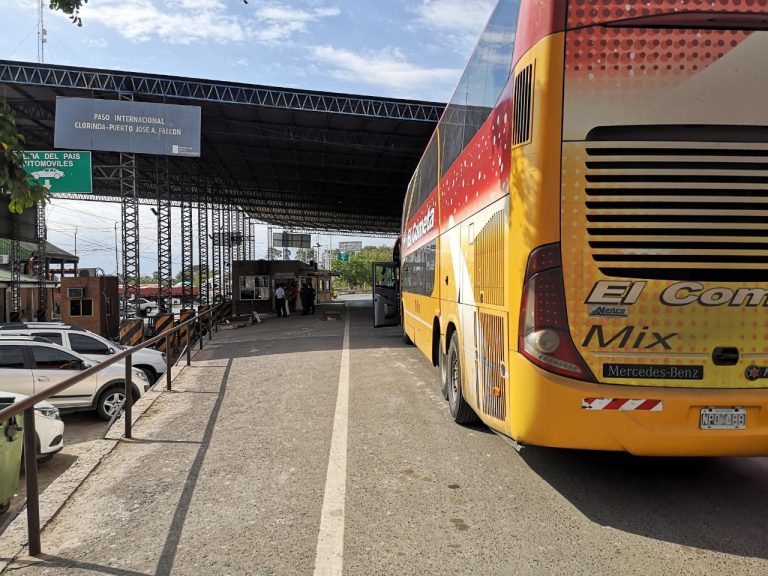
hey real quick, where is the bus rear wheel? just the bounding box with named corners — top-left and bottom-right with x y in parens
top-left (439, 340), bottom-right (449, 399)
top-left (447, 333), bottom-right (478, 424)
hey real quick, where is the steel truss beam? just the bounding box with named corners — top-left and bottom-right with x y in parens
top-left (223, 207), bottom-right (232, 299)
top-left (121, 150), bottom-right (140, 306)
top-left (36, 202), bottom-right (47, 318)
top-left (181, 201), bottom-right (193, 307)
top-left (206, 122), bottom-right (429, 156)
top-left (235, 210), bottom-right (243, 262)
top-left (0, 60), bottom-right (443, 122)
top-left (156, 160), bottom-right (172, 313)
top-left (10, 216), bottom-right (21, 318)
top-left (120, 93), bottom-right (140, 307)
top-left (198, 200), bottom-right (209, 306)
top-left (211, 207), bottom-right (221, 304)
top-left (245, 220), bottom-right (253, 260)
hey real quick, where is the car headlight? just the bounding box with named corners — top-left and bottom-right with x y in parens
top-left (35, 406), bottom-right (61, 420)
top-left (134, 369), bottom-right (148, 382)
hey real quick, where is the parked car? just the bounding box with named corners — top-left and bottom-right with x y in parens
top-left (0, 323), bottom-right (167, 384)
top-left (0, 336), bottom-right (148, 420)
top-left (0, 391), bottom-right (64, 460)
top-left (127, 298), bottom-right (157, 316)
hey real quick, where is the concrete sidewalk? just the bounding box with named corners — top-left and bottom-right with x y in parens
top-left (0, 304), bottom-right (350, 575)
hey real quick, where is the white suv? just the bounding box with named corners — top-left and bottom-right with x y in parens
top-left (0, 323), bottom-right (167, 384)
top-left (0, 336), bottom-right (148, 420)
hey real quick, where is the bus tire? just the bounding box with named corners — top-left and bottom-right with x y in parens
top-left (447, 332), bottom-right (478, 425)
top-left (439, 341), bottom-right (449, 399)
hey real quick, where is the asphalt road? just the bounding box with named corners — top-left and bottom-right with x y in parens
top-left (2, 297), bottom-right (767, 575)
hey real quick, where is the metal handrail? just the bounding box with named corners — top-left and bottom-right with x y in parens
top-left (0, 305), bottom-right (219, 423)
top-left (0, 303), bottom-right (222, 556)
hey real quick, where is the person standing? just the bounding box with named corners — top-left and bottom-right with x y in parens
top-left (300, 282), bottom-right (310, 316)
top-left (307, 280), bottom-right (316, 315)
top-left (289, 282), bottom-right (299, 312)
top-left (275, 284), bottom-right (286, 318)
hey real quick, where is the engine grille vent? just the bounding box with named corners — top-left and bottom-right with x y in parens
top-left (584, 130), bottom-right (768, 281)
top-left (512, 63), bottom-right (534, 146)
top-left (478, 311), bottom-right (506, 422)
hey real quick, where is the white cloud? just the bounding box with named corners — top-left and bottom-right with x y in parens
top-left (250, 3), bottom-right (341, 44)
top-left (78, 0), bottom-right (244, 44)
top-left (413, 0), bottom-right (496, 50)
top-left (83, 38), bottom-right (108, 49)
top-left (75, 0), bottom-right (339, 46)
top-left (310, 45), bottom-right (459, 95)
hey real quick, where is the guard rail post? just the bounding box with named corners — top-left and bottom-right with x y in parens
top-left (209, 308), bottom-right (213, 341)
top-left (165, 334), bottom-right (172, 391)
top-left (198, 316), bottom-right (204, 351)
top-left (23, 406), bottom-right (41, 556)
top-left (186, 319), bottom-right (191, 367)
top-left (124, 355), bottom-right (133, 439)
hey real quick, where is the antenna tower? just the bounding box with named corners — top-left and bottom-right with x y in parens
top-left (37, 0), bottom-right (47, 63)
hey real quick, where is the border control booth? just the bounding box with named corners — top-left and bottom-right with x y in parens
top-left (232, 259), bottom-right (333, 317)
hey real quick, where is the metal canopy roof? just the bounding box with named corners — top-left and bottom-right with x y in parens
top-left (1, 60), bottom-right (443, 235)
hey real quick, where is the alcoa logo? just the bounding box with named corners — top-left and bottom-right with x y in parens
top-left (405, 206), bottom-right (435, 249)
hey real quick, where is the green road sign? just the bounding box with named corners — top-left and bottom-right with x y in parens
top-left (23, 151), bottom-right (92, 194)
top-left (337, 251), bottom-right (350, 262)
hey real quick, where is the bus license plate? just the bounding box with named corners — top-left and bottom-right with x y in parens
top-left (700, 407), bottom-right (746, 430)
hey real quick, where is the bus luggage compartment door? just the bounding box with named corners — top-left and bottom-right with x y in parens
top-left (372, 262), bottom-right (400, 328)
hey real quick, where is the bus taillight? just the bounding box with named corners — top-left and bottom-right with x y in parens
top-left (519, 244), bottom-right (595, 382)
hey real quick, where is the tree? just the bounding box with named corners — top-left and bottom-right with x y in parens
top-left (331, 245), bottom-right (394, 290)
top-left (0, 104), bottom-right (48, 213)
top-left (296, 247), bottom-right (316, 263)
top-left (48, 1), bottom-right (89, 26)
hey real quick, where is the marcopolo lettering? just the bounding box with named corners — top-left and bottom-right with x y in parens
top-left (405, 206), bottom-right (435, 248)
top-left (582, 325), bottom-right (678, 350)
top-left (660, 282), bottom-right (768, 307)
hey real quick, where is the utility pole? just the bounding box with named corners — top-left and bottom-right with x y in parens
top-left (114, 222), bottom-right (119, 275)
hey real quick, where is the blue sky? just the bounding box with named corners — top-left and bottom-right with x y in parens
top-left (3, 0), bottom-right (496, 274)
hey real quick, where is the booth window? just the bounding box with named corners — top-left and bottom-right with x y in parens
top-left (240, 275), bottom-right (270, 300)
top-left (70, 298), bottom-right (93, 316)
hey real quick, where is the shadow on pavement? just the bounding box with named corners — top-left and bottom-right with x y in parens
top-left (520, 446), bottom-right (768, 560)
top-left (200, 304), bottom-right (408, 361)
top-left (155, 357), bottom-right (233, 576)
top-left (17, 554), bottom-right (150, 576)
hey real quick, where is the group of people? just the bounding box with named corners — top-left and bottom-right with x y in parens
top-left (274, 280), bottom-right (315, 318)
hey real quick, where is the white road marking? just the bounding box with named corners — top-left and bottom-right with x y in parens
top-left (313, 309), bottom-right (350, 576)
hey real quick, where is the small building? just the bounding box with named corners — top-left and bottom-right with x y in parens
top-left (60, 275), bottom-right (120, 340)
top-left (232, 259), bottom-right (333, 316)
top-left (0, 238), bottom-right (78, 322)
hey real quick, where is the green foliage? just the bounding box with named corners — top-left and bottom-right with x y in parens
top-left (331, 245), bottom-right (394, 290)
top-left (49, 0), bottom-right (249, 26)
top-left (48, 0), bottom-right (87, 26)
top-left (0, 103), bottom-right (49, 214)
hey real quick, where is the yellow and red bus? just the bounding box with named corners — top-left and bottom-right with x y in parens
top-left (396, 0), bottom-right (768, 456)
